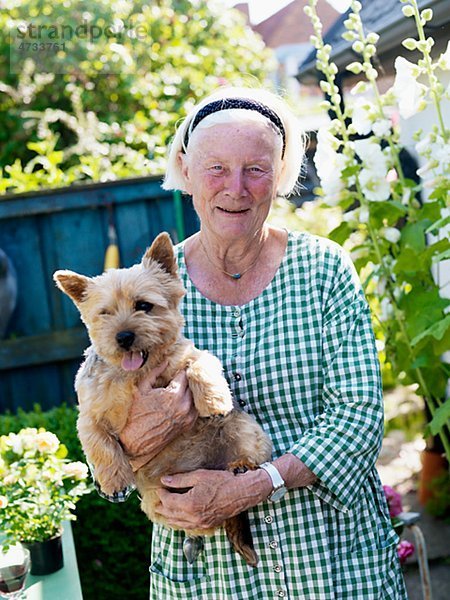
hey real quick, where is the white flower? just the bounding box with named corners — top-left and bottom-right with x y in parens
top-left (380, 297), bottom-right (394, 321)
top-left (0, 495), bottom-right (8, 508)
top-left (351, 98), bottom-right (373, 135)
top-left (438, 40), bottom-right (450, 70)
top-left (35, 431), bottom-right (60, 454)
top-left (415, 133), bottom-right (433, 157)
top-left (381, 226), bottom-right (401, 243)
top-left (62, 462), bottom-right (89, 481)
top-left (350, 246), bottom-right (369, 261)
top-left (9, 433), bottom-right (24, 455)
top-left (372, 118), bottom-right (391, 137)
top-left (359, 205), bottom-right (370, 223)
top-left (314, 127), bottom-right (347, 199)
top-left (393, 57), bottom-right (427, 119)
top-left (3, 473), bottom-right (17, 485)
top-left (354, 138), bottom-right (388, 174)
top-left (359, 168), bottom-right (391, 201)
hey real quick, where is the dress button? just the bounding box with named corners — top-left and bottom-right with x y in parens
top-left (277, 591), bottom-right (286, 598)
top-left (274, 565), bottom-right (282, 573)
top-left (232, 308), bottom-right (241, 317)
top-left (264, 515), bottom-right (273, 524)
top-left (238, 399), bottom-right (246, 407)
top-left (234, 372), bottom-right (242, 381)
top-left (269, 540), bottom-right (278, 549)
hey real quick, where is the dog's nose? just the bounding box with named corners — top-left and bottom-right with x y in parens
top-left (116, 330), bottom-right (135, 350)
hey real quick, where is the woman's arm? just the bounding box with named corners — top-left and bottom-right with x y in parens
top-left (154, 454), bottom-right (316, 530)
top-left (91, 368), bottom-right (198, 501)
top-left (119, 369), bottom-right (198, 471)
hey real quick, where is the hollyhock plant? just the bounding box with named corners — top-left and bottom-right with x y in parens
top-left (383, 485), bottom-right (404, 517)
top-left (383, 485), bottom-right (416, 564)
top-left (305, 0), bottom-right (450, 463)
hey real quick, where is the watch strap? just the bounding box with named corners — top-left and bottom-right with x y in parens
top-left (259, 462), bottom-right (285, 494)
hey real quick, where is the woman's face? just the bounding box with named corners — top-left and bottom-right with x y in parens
top-left (178, 121), bottom-right (283, 241)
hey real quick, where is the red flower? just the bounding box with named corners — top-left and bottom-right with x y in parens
top-left (383, 485), bottom-right (403, 517)
top-left (397, 540), bottom-right (415, 564)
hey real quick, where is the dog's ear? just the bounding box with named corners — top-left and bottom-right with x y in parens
top-left (142, 232), bottom-right (177, 275)
top-left (53, 270), bottom-right (90, 304)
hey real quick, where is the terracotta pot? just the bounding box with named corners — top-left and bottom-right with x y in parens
top-left (22, 532), bottom-right (63, 576)
top-left (418, 449), bottom-right (448, 506)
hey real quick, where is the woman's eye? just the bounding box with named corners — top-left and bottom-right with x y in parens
top-left (248, 166), bottom-right (263, 173)
top-left (135, 301), bottom-right (154, 313)
top-left (210, 165), bottom-right (223, 172)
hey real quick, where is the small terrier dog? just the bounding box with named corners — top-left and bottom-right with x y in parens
top-left (53, 232), bottom-right (272, 566)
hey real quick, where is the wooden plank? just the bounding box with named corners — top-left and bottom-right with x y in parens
top-left (0, 216), bottom-right (52, 336)
top-left (0, 177), bottom-right (170, 219)
top-left (0, 327), bottom-right (88, 370)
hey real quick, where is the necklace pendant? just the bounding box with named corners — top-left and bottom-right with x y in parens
top-left (231, 273), bottom-right (242, 280)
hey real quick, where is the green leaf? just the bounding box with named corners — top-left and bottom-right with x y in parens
top-left (425, 214), bottom-right (450, 235)
top-left (429, 400), bottom-right (450, 436)
top-left (328, 221), bottom-right (353, 245)
top-left (411, 314), bottom-right (450, 346)
top-left (432, 248), bottom-right (450, 264)
top-left (369, 201), bottom-right (406, 226)
top-left (400, 222), bottom-right (427, 252)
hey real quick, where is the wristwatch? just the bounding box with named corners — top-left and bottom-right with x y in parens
top-left (259, 462), bottom-right (288, 502)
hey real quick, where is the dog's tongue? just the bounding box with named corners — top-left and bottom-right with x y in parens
top-left (122, 351), bottom-right (144, 371)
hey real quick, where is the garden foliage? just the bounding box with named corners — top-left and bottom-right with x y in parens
top-left (303, 0), bottom-right (450, 460)
top-left (0, 404), bottom-right (151, 600)
top-left (0, 0), bottom-right (273, 193)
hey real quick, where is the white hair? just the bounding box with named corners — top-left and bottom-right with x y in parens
top-left (162, 87), bottom-right (305, 197)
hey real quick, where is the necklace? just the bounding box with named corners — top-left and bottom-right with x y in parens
top-left (198, 236), bottom-right (264, 280)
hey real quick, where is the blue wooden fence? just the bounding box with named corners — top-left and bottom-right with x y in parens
top-left (0, 176), bottom-right (199, 413)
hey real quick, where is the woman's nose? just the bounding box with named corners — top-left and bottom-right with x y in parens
top-left (225, 169), bottom-right (245, 196)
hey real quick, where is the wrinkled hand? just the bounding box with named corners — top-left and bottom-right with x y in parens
top-left (155, 469), bottom-right (269, 531)
top-left (119, 366), bottom-right (198, 471)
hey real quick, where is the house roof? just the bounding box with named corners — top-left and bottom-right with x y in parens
top-left (252, 0), bottom-right (339, 49)
top-left (297, 0), bottom-right (450, 83)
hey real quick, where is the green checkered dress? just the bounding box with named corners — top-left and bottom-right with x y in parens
top-left (149, 231), bottom-right (408, 599)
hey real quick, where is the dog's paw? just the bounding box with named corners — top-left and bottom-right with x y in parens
top-left (95, 466), bottom-right (135, 496)
top-left (187, 353), bottom-right (233, 417)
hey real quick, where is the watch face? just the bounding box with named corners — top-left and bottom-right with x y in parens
top-left (270, 486), bottom-right (287, 502)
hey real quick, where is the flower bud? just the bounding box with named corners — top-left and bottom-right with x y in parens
top-left (366, 67), bottom-right (379, 80)
top-left (342, 31), bottom-right (357, 41)
top-left (304, 5), bottom-right (313, 17)
top-left (367, 32), bottom-right (380, 45)
top-left (402, 5), bottom-right (415, 17)
top-left (421, 8), bottom-right (433, 21)
top-left (402, 38), bottom-right (417, 51)
top-left (351, 1), bottom-right (362, 13)
top-left (352, 40), bottom-right (364, 54)
top-left (381, 227), bottom-right (401, 244)
top-left (320, 80), bottom-right (332, 93)
top-left (346, 61), bottom-right (363, 74)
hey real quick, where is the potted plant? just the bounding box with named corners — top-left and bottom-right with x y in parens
top-left (0, 427), bottom-right (92, 575)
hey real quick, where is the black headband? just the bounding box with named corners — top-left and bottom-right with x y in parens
top-left (182, 98), bottom-right (286, 158)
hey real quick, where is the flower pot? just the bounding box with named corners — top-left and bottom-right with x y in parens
top-left (22, 533), bottom-right (64, 576)
top-left (418, 449), bottom-right (448, 506)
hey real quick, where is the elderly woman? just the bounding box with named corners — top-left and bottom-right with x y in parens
top-left (104, 87), bottom-right (407, 598)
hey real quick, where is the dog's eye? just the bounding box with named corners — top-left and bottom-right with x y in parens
top-left (99, 309), bottom-right (111, 316)
top-left (135, 300), bottom-right (154, 313)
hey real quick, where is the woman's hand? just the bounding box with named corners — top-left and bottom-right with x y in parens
top-left (154, 468), bottom-right (273, 530)
top-left (153, 454), bottom-right (317, 530)
top-left (119, 367), bottom-right (198, 471)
